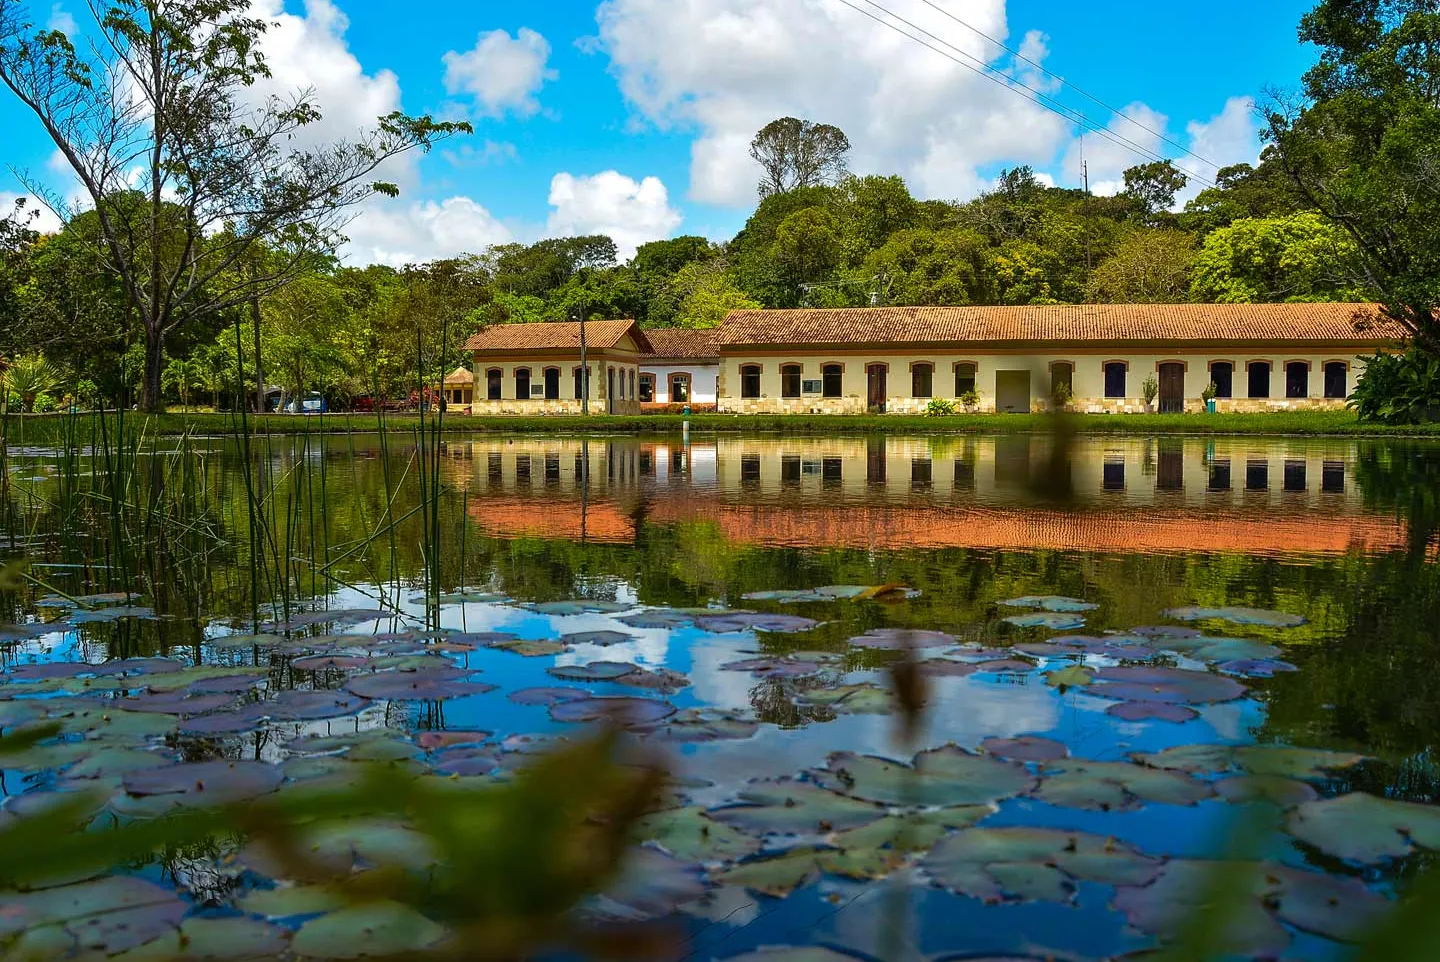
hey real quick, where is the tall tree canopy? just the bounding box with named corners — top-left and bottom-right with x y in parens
top-left (749, 117), bottom-right (851, 198)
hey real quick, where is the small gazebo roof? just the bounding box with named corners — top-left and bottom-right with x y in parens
top-left (443, 366), bottom-right (473, 385)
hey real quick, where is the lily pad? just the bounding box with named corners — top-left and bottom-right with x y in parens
top-left (547, 661), bottom-right (638, 682)
top-left (344, 670), bottom-right (495, 701)
top-left (999, 596), bottom-right (1099, 613)
top-left (508, 687), bottom-right (590, 706)
top-left (1163, 606), bottom-right (1307, 628)
top-left (613, 667), bottom-right (691, 694)
top-left (0, 877), bottom-right (187, 954)
top-left (561, 630), bottom-right (635, 647)
top-left (1105, 702), bottom-right (1198, 723)
top-left (292, 655), bottom-right (371, 671)
top-left (1090, 666), bottom-right (1247, 705)
top-left (236, 885), bottom-right (347, 918)
top-left (497, 640), bottom-right (571, 657)
top-left (9, 662), bottom-right (93, 680)
top-left (1215, 658), bottom-right (1298, 678)
top-left (645, 709), bottom-right (759, 743)
top-left (918, 659), bottom-right (979, 677)
top-left (924, 827), bottom-right (1161, 903)
top-left (717, 846), bottom-right (903, 896)
top-left (980, 736), bottom-right (1068, 762)
top-left (121, 760), bottom-right (282, 808)
top-left (290, 901), bottom-right (446, 959)
top-left (430, 747), bottom-right (500, 776)
top-left (797, 684), bottom-right (893, 715)
top-left (618, 611), bottom-right (693, 630)
top-left (1214, 775), bottom-right (1318, 806)
top-left (92, 658), bottom-right (185, 677)
top-left (636, 807), bottom-right (763, 862)
top-left (121, 691), bottom-right (240, 715)
top-left (973, 659), bottom-right (1036, 674)
top-left (1285, 792), bottom-right (1440, 863)
top-left (549, 696), bottom-right (676, 725)
top-left (696, 612), bottom-right (819, 634)
top-left (1044, 665), bottom-right (1094, 689)
top-left (830, 805), bottom-right (993, 852)
top-left (812, 747), bottom-right (1036, 807)
top-left (1002, 613), bottom-right (1087, 630)
top-left (1031, 760), bottom-right (1213, 811)
top-left (710, 780), bottom-right (885, 835)
top-left (268, 689), bottom-right (373, 721)
top-left (116, 916), bottom-right (292, 960)
top-left (720, 657), bottom-right (822, 678)
top-left (1135, 744), bottom-right (1368, 779)
top-left (848, 628), bottom-right (957, 650)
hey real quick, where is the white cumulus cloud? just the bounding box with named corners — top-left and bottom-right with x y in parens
top-left (342, 196), bottom-right (513, 267)
top-left (46, 3), bottom-right (77, 36)
top-left (0, 192), bottom-right (63, 234)
top-left (546, 171), bottom-right (682, 261)
top-left (443, 28), bottom-right (556, 119)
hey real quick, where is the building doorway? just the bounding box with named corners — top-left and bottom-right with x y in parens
top-left (995, 370), bottom-right (1031, 413)
top-left (866, 364), bottom-right (887, 412)
top-left (1158, 363), bottom-right (1186, 413)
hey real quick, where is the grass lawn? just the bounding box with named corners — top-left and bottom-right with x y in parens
top-left (4, 409), bottom-right (1440, 444)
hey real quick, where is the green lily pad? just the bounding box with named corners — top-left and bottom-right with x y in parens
top-left (924, 827), bottom-right (1161, 903)
top-left (546, 661), bottom-right (638, 682)
top-left (797, 684), bottom-right (892, 714)
top-left (207, 634), bottom-right (285, 650)
top-left (497, 640), bottom-right (570, 657)
top-left (1285, 792), bottom-right (1440, 863)
top-left (113, 916), bottom-right (292, 960)
top-left (980, 736), bottom-right (1068, 762)
top-left (1001, 613), bottom-right (1087, 630)
top-left (1161, 636), bottom-right (1283, 663)
top-left (291, 902), bottom-right (446, 959)
top-left (65, 749), bottom-right (173, 780)
top-left (645, 709), bottom-right (759, 743)
top-left (709, 780), bottom-right (885, 835)
top-left (120, 760), bottom-right (282, 810)
top-left (830, 806), bottom-right (993, 852)
top-left (237, 885), bottom-right (348, 918)
top-left (1031, 760), bottom-right (1213, 811)
top-left (560, 630), bottom-right (634, 647)
top-left (636, 807), bottom-right (763, 862)
top-left (812, 747), bottom-right (1037, 807)
top-left (0, 877), bottom-right (186, 952)
top-left (999, 596), bottom-right (1098, 613)
top-left (716, 846), bottom-right (903, 896)
top-left (1044, 666), bottom-right (1094, 689)
top-left (1214, 775), bottom-right (1317, 806)
top-left (1135, 744), bottom-right (1368, 779)
top-left (1163, 606), bottom-right (1307, 628)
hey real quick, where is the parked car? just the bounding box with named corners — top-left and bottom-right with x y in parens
top-left (281, 393), bottom-right (327, 414)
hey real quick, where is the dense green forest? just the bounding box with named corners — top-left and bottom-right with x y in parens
top-left (1, 0), bottom-right (1439, 419)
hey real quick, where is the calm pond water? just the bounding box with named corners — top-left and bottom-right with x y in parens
top-left (1, 431), bottom-right (1439, 960)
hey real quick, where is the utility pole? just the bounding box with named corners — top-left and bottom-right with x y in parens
top-left (1083, 158), bottom-right (1092, 275)
top-left (577, 310), bottom-right (589, 416)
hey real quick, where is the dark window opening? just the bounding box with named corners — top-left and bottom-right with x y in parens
top-left (781, 455), bottom-right (801, 485)
top-left (1208, 459), bottom-right (1232, 492)
top-left (740, 455), bottom-right (760, 485)
top-left (912, 364), bottom-right (933, 399)
top-left (1104, 363), bottom-right (1127, 399)
top-left (822, 364), bottom-right (843, 399)
top-left (515, 368), bottom-right (531, 401)
top-left (573, 367), bottom-right (590, 402)
top-left (639, 374), bottom-right (654, 403)
top-left (740, 365), bottom-right (761, 400)
top-left (544, 368), bottom-right (560, 400)
top-left (1285, 362), bottom-right (1309, 399)
top-left (1210, 362), bottom-right (1233, 399)
top-left (911, 458), bottom-right (932, 490)
top-left (486, 369), bottom-right (502, 401)
top-left (822, 457), bottom-right (842, 485)
top-left (954, 363), bottom-right (976, 397)
top-left (1322, 461), bottom-right (1345, 493)
top-left (1323, 363), bottom-right (1347, 399)
top-left (1284, 459), bottom-right (1307, 492)
top-left (1248, 362), bottom-right (1271, 399)
top-left (781, 365), bottom-right (802, 399)
top-left (1246, 459), bottom-right (1269, 491)
top-left (1103, 459), bottom-right (1126, 491)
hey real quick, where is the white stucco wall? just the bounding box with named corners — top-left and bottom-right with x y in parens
top-left (640, 362), bottom-right (719, 405)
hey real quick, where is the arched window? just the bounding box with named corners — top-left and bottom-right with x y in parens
top-left (543, 367), bottom-right (560, 400)
top-left (617, 368), bottom-right (626, 400)
top-left (1323, 362), bottom-right (1347, 399)
top-left (638, 373), bottom-right (655, 403)
top-left (670, 373), bottom-right (691, 403)
top-left (954, 362), bottom-right (976, 396)
top-left (1285, 361), bottom-right (1309, 399)
top-left (911, 362), bottom-right (933, 398)
top-left (822, 363), bottom-right (843, 398)
top-left (1209, 361), bottom-right (1234, 398)
top-left (1248, 361), bottom-right (1272, 399)
top-left (740, 364), bottom-right (761, 399)
top-left (486, 369), bottom-right (502, 401)
top-left (514, 367), bottom-right (531, 400)
top-left (1050, 362), bottom-right (1074, 401)
top-left (781, 364), bottom-right (802, 399)
top-left (1103, 362), bottom-right (1127, 399)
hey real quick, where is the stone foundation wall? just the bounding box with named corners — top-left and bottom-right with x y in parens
top-left (1066, 397), bottom-right (1348, 414)
top-left (470, 398), bottom-right (641, 416)
top-left (718, 397), bottom-right (868, 415)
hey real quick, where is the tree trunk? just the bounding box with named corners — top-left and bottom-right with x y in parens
top-left (140, 324), bottom-right (166, 412)
top-left (251, 293), bottom-right (264, 413)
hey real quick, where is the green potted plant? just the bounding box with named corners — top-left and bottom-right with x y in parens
top-left (1051, 382), bottom-right (1073, 411)
top-left (958, 389), bottom-right (980, 413)
top-left (1141, 373), bottom-right (1159, 413)
top-left (1201, 380), bottom-right (1218, 414)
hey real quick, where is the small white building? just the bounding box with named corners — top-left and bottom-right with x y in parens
top-left (639, 329), bottom-right (720, 411)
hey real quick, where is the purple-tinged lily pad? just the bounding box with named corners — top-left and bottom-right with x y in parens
top-left (443, 631), bottom-right (521, 649)
top-left (1105, 701), bottom-right (1198, 723)
top-left (848, 628), bottom-right (956, 650)
top-left (508, 687), bottom-right (590, 706)
top-left (1091, 666), bottom-right (1246, 705)
top-left (1215, 658), bottom-right (1298, 678)
top-left (999, 596), bottom-right (1099, 613)
top-left (177, 670), bottom-right (269, 694)
top-left (122, 759), bottom-right (282, 806)
top-left (1163, 606), bottom-right (1307, 628)
top-left (292, 655), bottom-right (372, 671)
top-left (981, 736), bottom-right (1068, 762)
top-left (945, 646), bottom-right (1019, 662)
top-left (430, 747), bottom-right (500, 776)
top-left (266, 608), bottom-right (390, 631)
top-left (696, 612), bottom-right (819, 634)
top-left (1129, 625), bottom-right (1204, 638)
top-left (710, 779), bottom-right (884, 835)
top-left (561, 630), bottom-right (634, 647)
top-left (719, 657), bottom-right (822, 678)
top-left (618, 611), bottom-right (693, 630)
top-left (973, 659), bottom-right (1037, 674)
top-left (121, 691), bottom-right (240, 715)
top-left (645, 709), bottom-right (759, 744)
top-left (918, 659), bottom-right (979, 677)
top-left (547, 661), bottom-right (639, 682)
top-left (92, 658), bottom-right (184, 677)
top-left (549, 696), bottom-right (676, 725)
top-left (1215, 775), bottom-right (1318, 806)
top-left (9, 662), bottom-right (92, 680)
top-left (344, 670), bottom-right (495, 701)
top-left (269, 689), bottom-right (373, 721)
top-left (1001, 612), bottom-right (1087, 630)
top-left (0, 877), bottom-right (186, 953)
top-left (613, 667), bottom-right (691, 693)
top-left (415, 731), bottom-right (491, 750)
top-left (178, 706), bottom-right (270, 735)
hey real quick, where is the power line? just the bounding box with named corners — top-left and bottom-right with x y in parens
top-left (825, 0), bottom-right (1216, 189)
top-left (910, 0), bottom-right (1220, 172)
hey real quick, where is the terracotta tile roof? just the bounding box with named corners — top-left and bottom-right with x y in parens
top-left (641, 328), bottom-right (720, 359)
top-left (717, 304), bottom-right (1407, 347)
top-left (464, 320), bottom-right (652, 354)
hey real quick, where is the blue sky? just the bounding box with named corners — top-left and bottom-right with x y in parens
top-left (1, 0), bottom-right (1319, 264)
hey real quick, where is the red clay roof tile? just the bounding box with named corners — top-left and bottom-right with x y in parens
top-left (464, 320), bottom-right (651, 353)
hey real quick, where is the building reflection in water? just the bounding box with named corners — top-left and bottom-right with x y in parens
top-left (441, 435), bottom-right (1405, 556)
